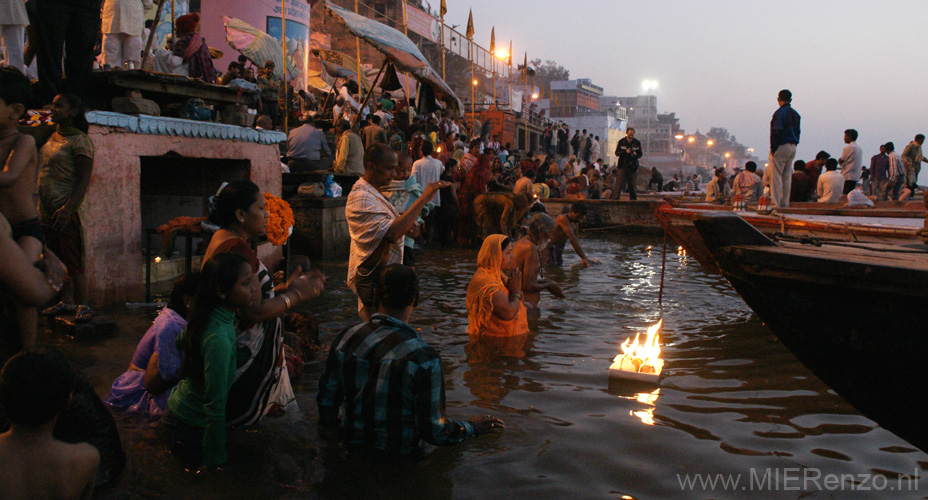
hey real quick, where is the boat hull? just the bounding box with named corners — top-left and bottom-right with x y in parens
top-left (694, 213), bottom-right (928, 451)
top-left (657, 203), bottom-right (923, 273)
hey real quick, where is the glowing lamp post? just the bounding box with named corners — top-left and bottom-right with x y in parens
top-left (642, 79), bottom-right (658, 169)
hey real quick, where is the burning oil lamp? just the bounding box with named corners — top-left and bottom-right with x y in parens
top-left (609, 320), bottom-right (664, 384)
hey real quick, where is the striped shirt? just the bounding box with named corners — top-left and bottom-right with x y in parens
top-left (317, 314), bottom-right (476, 454)
top-left (346, 178), bottom-right (403, 292)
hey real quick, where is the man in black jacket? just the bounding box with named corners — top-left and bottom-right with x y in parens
top-left (557, 123), bottom-right (570, 156)
top-left (612, 128), bottom-right (643, 200)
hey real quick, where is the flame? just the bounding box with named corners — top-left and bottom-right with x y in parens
top-left (613, 320), bottom-right (663, 374)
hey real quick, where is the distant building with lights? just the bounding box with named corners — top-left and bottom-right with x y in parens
top-left (549, 79), bottom-right (604, 118)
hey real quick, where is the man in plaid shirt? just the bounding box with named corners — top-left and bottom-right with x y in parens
top-left (317, 264), bottom-right (503, 454)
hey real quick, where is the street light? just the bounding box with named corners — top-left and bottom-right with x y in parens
top-left (642, 79), bottom-right (658, 169)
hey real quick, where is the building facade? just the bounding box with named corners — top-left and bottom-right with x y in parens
top-left (549, 78), bottom-right (604, 118)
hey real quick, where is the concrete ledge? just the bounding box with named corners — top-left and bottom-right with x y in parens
top-left (542, 198), bottom-right (664, 232)
top-left (289, 196), bottom-right (350, 261)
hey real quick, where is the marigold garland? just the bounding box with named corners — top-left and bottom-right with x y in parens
top-left (263, 192), bottom-right (294, 246)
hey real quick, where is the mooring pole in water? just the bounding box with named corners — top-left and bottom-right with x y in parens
top-left (658, 230), bottom-right (668, 305)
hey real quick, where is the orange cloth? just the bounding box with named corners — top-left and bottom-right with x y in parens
top-left (466, 234), bottom-right (529, 338)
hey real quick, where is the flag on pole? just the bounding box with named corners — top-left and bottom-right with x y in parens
top-left (465, 9), bottom-right (474, 39)
top-left (440, 0), bottom-right (447, 18)
top-left (522, 52), bottom-right (527, 83)
top-left (490, 27), bottom-right (495, 54)
top-left (507, 40), bottom-right (512, 65)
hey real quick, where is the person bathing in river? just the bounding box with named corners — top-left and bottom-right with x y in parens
top-left (104, 275), bottom-right (198, 417)
top-left (379, 151), bottom-right (432, 268)
top-left (203, 180), bottom-right (323, 424)
top-left (512, 214), bottom-right (565, 311)
top-left (347, 143), bottom-right (446, 320)
top-left (166, 252), bottom-right (257, 469)
top-left (546, 203), bottom-right (590, 267)
top-left (0, 348), bottom-right (100, 500)
top-left (466, 235), bottom-right (529, 337)
top-left (318, 264), bottom-right (503, 454)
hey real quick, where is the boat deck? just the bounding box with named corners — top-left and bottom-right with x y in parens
top-left (749, 239), bottom-right (928, 271)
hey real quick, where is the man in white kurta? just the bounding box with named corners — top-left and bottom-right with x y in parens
top-left (0, 0), bottom-right (28, 72)
top-left (101, 0), bottom-right (151, 68)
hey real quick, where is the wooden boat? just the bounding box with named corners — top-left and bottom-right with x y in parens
top-left (657, 199), bottom-right (925, 273)
top-left (693, 212), bottom-right (928, 451)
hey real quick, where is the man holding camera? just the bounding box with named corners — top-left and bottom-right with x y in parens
top-left (611, 127), bottom-right (643, 200)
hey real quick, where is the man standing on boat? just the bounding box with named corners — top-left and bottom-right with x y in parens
top-left (838, 129), bottom-right (863, 195)
top-left (902, 134), bottom-right (927, 192)
top-left (768, 89), bottom-right (801, 208)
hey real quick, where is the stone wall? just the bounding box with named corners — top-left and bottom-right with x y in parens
top-left (541, 198), bottom-right (664, 232)
top-left (83, 125), bottom-right (282, 305)
top-left (289, 196), bottom-right (349, 261)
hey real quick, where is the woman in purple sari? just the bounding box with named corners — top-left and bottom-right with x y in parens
top-left (104, 275), bottom-right (198, 416)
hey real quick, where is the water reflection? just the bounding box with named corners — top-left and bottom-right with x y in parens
top-left (65, 233), bottom-right (928, 499)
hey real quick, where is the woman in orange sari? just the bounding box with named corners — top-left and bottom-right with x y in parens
top-left (466, 234), bottom-right (529, 337)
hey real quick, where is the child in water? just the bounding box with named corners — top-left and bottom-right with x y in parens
top-left (0, 348), bottom-right (100, 500)
top-left (166, 252), bottom-right (258, 468)
top-left (0, 67), bottom-right (42, 347)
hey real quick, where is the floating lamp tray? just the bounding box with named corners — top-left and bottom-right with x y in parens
top-left (609, 355), bottom-right (663, 384)
top-left (609, 320), bottom-right (664, 385)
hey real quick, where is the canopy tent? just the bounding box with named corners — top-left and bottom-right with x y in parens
top-left (305, 70), bottom-right (333, 93)
top-left (222, 16), bottom-right (296, 78)
top-left (323, 1), bottom-right (462, 114)
top-left (311, 48), bottom-right (372, 90)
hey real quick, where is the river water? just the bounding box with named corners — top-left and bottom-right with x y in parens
top-left (63, 233), bottom-right (928, 499)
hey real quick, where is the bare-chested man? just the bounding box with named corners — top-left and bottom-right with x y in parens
top-left (0, 67), bottom-right (42, 347)
top-left (0, 349), bottom-right (100, 500)
top-left (512, 213), bottom-right (565, 309)
top-left (546, 203), bottom-right (590, 267)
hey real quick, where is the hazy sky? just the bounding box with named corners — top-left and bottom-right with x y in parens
top-left (442, 0), bottom-right (928, 170)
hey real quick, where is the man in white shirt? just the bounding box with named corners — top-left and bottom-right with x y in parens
top-left (838, 128), bottom-right (863, 195)
top-left (411, 140), bottom-right (444, 207)
top-left (374, 103), bottom-right (393, 129)
top-left (101, 0), bottom-right (152, 69)
top-left (705, 168), bottom-right (731, 204)
top-left (817, 158), bottom-right (845, 203)
top-left (410, 140), bottom-right (445, 243)
top-left (732, 161), bottom-right (763, 203)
